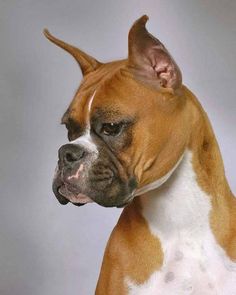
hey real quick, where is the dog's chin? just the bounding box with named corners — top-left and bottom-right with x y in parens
top-left (58, 184), bottom-right (94, 205)
top-left (55, 187), bottom-right (134, 209)
top-left (93, 194), bottom-right (135, 208)
top-left (52, 180), bottom-right (93, 207)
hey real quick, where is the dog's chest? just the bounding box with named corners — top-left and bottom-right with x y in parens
top-left (127, 234), bottom-right (236, 295)
top-left (126, 152), bottom-right (236, 294)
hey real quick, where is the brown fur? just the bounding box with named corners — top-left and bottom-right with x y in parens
top-left (44, 16), bottom-right (236, 295)
top-left (96, 199), bottom-right (163, 294)
top-left (95, 85), bottom-right (236, 294)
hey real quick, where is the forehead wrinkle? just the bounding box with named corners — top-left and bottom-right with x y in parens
top-left (91, 106), bottom-right (135, 123)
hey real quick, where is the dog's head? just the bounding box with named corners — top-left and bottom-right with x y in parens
top-left (45, 16), bottom-right (192, 208)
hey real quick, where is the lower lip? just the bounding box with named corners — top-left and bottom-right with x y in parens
top-left (58, 186), bottom-right (93, 204)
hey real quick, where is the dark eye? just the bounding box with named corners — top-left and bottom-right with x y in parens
top-left (101, 122), bottom-right (124, 136)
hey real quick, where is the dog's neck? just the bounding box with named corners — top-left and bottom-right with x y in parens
top-left (140, 150), bottom-right (211, 238)
top-left (127, 125), bottom-right (236, 294)
top-left (139, 89), bottom-right (234, 248)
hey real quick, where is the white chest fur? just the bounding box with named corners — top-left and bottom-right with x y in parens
top-left (126, 151), bottom-right (236, 295)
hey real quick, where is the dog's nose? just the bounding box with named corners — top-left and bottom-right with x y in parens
top-left (58, 144), bottom-right (86, 166)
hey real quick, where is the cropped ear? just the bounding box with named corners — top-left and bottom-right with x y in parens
top-left (128, 15), bottom-right (182, 89)
top-left (43, 29), bottom-right (101, 76)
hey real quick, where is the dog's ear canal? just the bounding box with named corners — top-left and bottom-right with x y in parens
top-left (43, 29), bottom-right (101, 76)
top-left (128, 15), bottom-right (182, 89)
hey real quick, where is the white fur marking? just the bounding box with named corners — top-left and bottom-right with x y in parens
top-left (71, 91), bottom-right (98, 156)
top-left (71, 133), bottom-right (98, 154)
top-left (87, 91), bottom-right (96, 115)
top-left (85, 90), bottom-right (96, 133)
top-left (126, 151), bottom-right (236, 295)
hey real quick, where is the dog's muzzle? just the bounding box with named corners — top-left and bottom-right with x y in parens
top-left (53, 143), bottom-right (94, 206)
top-left (53, 140), bottom-right (137, 208)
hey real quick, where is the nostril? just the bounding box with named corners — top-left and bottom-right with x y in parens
top-left (58, 144), bottom-right (86, 166)
top-left (65, 151), bottom-right (77, 163)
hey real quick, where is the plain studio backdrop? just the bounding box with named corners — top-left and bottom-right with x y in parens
top-left (0, 1), bottom-right (235, 294)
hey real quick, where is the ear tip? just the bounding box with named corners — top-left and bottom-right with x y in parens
top-left (129, 15), bottom-right (149, 36)
top-left (43, 28), bottom-right (50, 37)
top-left (140, 14), bottom-right (149, 23)
top-left (135, 14), bottom-right (149, 26)
top-left (43, 28), bottom-right (51, 38)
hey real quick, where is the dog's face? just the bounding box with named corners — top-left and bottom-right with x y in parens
top-left (46, 16), bottom-right (192, 208)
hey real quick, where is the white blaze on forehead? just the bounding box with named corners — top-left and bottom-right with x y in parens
top-left (88, 90), bottom-right (96, 113)
top-left (86, 90), bottom-right (96, 130)
top-left (71, 133), bottom-right (98, 153)
top-left (70, 90), bottom-right (98, 155)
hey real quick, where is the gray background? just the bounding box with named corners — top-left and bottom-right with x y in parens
top-left (0, 0), bottom-right (235, 294)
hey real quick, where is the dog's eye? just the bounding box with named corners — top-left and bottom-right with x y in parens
top-left (101, 122), bottom-right (124, 136)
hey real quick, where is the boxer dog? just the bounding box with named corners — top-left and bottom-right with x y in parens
top-left (44, 15), bottom-right (236, 294)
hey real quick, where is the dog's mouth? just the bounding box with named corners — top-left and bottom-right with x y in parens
top-left (58, 184), bottom-right (93, 204)
top-left (53, 179), bottom-right (134, 208)
top-left (52, 175), bottom-right (94, 207)
top-left (52, 160), bottom-right (137, 208)
top-left (52, 161), bottom-right (95, 207)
